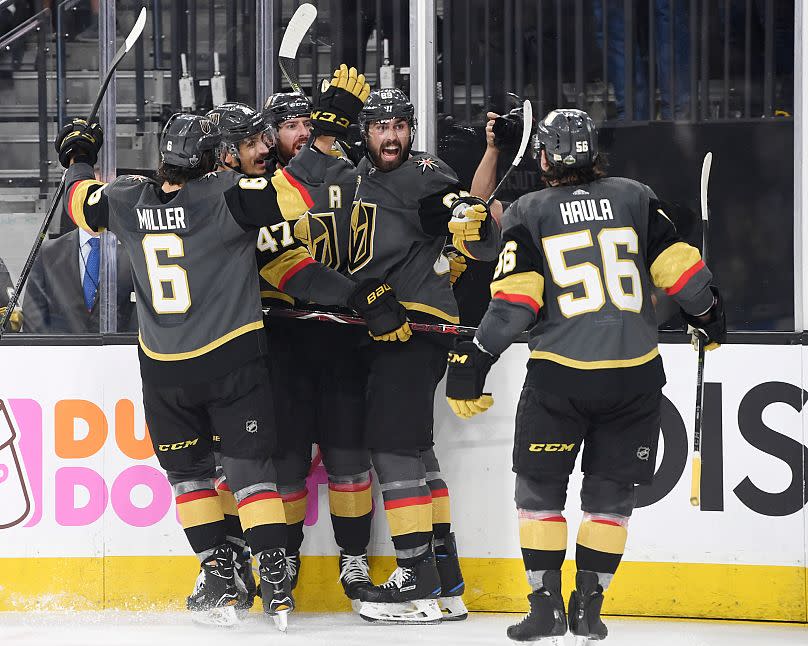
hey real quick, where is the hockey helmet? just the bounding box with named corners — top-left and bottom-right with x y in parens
top-left (205, 102), bottom-right (267, 167)
top-left (159, 113), bottom-right (221, 168)
top-left (533, 109), bottom-right (598, 168)
top-left (359, 89), bottom-right (417, 141)
top-left (262, 92), bottom-right (313, 129)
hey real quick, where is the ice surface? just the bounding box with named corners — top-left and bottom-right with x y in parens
top-left (0, 611), bottom-right (805, 646)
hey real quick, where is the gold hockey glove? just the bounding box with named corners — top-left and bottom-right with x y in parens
top-left (448, 197), bottom-right (490, 243)
top-left (447, 250), bottom-right (467, 286)
top-left (446, 340), bottom-right (497, 419)
top-left (681, 286), bottom-right (726, 351)
top-left (311, 64), bottom-right (371, 138)
top-left (348, 278), bottom-right (412, 343)
top-left (55, 118), bottom-right (104, 168)
top-left (0, 306), bottom-right (23, 333)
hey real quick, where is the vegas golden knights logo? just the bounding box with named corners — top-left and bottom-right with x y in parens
top-left (305, 211), bottom-right (340, 269)
top-left (348, 200), bottom-right (377, 274)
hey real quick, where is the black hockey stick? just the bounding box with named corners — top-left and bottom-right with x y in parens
top-left (279, 3), bottom-right (317, 95)
top-left (0, 7), bottom-right (148, 339)
top-left (263, 307), bottom-right (478, 336)
top-left (487, 99), bottom-right (533, 205)
top-left (690, 151), bottom-right (712, 508)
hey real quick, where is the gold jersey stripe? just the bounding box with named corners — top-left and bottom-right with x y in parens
top-left (431, 495), bottom-right (451, 525)
top-left (400, 301), bottom-right (461, 324)
top-left (577, 520), bottom-right (628, 555)
top-left (453, 238), bottom-right (476, 261)
top-left (260, 247), bottom-right (312, 291)
top-left (328, 488), bottom-right (373, 518)
top-left (239, 496), bottom-right (285, 530)
top-left (519, 517), bottom-right (568, 551)
top-left (490, 271), bottom-right (545, 306)
top-left (650, 242), bottom-right (702, 290)
top-left (177, 496), bottom-right (224, 529)
top-left (385, 501), bottom-right (433, 537)
top-left (216, 489), bottom-right (238, 517)
top-left (283, 496), bottom-right (308, 525)
top-left (261, 289), bottom-right (295, 305)
top-left (271, 168), bottom-right (312, 220)
top-left (529, 347), bottom-right (659, 370)
top-left (138, 320), bottom-right (264, 361)
top-left (69, 179), bottom-right (105, 233)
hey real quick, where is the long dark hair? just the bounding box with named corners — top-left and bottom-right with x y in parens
top-left (155, 150), bottom-right (216, 185)
top-left (542, 154), bottom-right (608, 187)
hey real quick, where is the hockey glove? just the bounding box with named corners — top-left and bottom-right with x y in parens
top-left (492, 111), bottom-right (522, 149)
top-left (348, 278), bottom-right (412, 342)
top-left (447, 250), bottom-right (467, 286)
top-left (446, 340), bottom-right (497, 419)
top-left (55, 118), bottom-right (104, 168)
top-left (311, 64), bottom-right (371, 138)
top-left (448, 197), bottom-right (490, 244)
top-left (0, 306), bottom-right (23, 333)
top-left (681, 286), bottom-right (726, 351)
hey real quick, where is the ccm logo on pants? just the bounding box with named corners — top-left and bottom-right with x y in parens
top-left (529, 443), bottom-right (576, 452)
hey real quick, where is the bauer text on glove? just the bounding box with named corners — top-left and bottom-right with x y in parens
top-left (348, 278), bottom-right (412, 342)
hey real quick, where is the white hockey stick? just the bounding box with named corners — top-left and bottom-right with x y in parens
top-left (487, 99), bottom-right (533, 205)
top-left (690, 151), bottom-right (712, 507)
top-left (279, 3), bottom-right (317, 94)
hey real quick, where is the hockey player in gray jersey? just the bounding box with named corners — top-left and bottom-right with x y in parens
top-left (445, 109), bottom-right (726, 644)
top-left (348, 89), bottom-right (501, 624)
top-left (55, 66), bottom-right (408, 631)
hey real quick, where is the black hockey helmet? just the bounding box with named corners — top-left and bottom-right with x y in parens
top-left (206, 102), bottom-right (266, 144)
top-left (533, 109), bottom-right (598, 168)
top-left (358, 88), bottom-right (417, 142)
top-left (262, 92), bottom-right (312, 129)
top-left (159, 113), bottom-right (221, 168)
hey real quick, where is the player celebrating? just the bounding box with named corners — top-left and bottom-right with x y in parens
top-left (55, 65), bottom-right (407, 631)
top-left (445, 109), bottom-right (726, 644)
top-left (349, 89), bottom-right (501, 623)
top-left (261, 89), bottom-right (383, 609)
top-left (208, 101), bottom-right (271, 177)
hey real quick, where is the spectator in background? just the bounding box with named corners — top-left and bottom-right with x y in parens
top-left (593, 0), bottom-right (691, 120)
top-left (24, 229), bottom-right (137, 334)
top-left (0, 256), bottom-right (23, 333)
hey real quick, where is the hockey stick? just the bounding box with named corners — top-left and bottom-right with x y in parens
top-left (0, 7), bottom-right (148, 339)
top-left (487, 99), bottom-right (533, 205)
top-left (263, 307), bottom-right (478, 336)
top-left (279, 3), bottom-right (317, 95)
top-left (690, 151), bottom-right (712, 507)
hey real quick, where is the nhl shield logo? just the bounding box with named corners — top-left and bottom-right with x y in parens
top-left (636, 446), bottom-right (650, 461)
top-left (245, 420), bottom-right (258, 434)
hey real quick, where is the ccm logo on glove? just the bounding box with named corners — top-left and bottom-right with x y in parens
top-left (310, 110), bottom-right (350, 129)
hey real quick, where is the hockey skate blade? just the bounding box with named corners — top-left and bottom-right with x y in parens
top-left (511, 637), bottom-right (564, 646)
top-left (438, 596), bottom-right (468, 621)
top-left (359, 599), bottom-right (442, 624)
top-left (574, 637), bottom-right (603, 646)
top-left (271, 609), bottom-right (289, 632)
top-left (190, 604), bottom-right (239, 627)
top-left (350, 598), bottom-right (363, 613)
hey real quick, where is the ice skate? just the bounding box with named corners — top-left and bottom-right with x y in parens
top-left (258, 548), bottom-right (295, 632)
top-left (286, 551), bottom-right (301, 590)
top-left (339, 551), bottom-right (373, 613)
top-left (186, 544), bottom-right (240, 627)
top-left (358, 553), bottom-right (442, 624)
top-left (568, 570), bottom-right (608, 644)
top-left (507, 570), bottom-right (567, 645)
top-left (231, 545), bottom-right (255, 617)
top-left (435, 532), bottom-right (468, 621)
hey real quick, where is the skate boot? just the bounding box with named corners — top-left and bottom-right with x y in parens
top-left (258, 548), bottom-right (295, 632)
top-left (231, 545), bottom-right (256, 615)
top-left (286, 551), bottom-right (301, 590)
top-left (339, 551), bottom-right (373, 612)
top-left (507, 570), bottom-right (567, 645)
top-left (358, 552), bottom-right (442, 624)
top-left (568, 570), bottom-right (608, 644)
top-left (435, 532), bottom-right (468, 621)
top-left (186, 544), bottom-right (240, 626)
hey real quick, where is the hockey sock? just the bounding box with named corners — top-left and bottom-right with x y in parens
top-left (174, 480), bottom-right (228, 559)
top-left (426, 471), bottom-right (451, 547)
top-left (235, 486), bottom-right (287, 555)
top-left (215, 479), bottom-right (246, 549)
top-left (280, 487), bottom-right (308, 555)
top-left (328, 471), bottom-right (372, 555)
top-left (575, 513), bottom-right (629, 590)
top-left (381, 480), bottom-right (433, 566)
top-left (518, 509), bottom-right (568, 591)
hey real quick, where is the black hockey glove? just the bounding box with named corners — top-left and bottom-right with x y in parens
top-left (681, 286), bottom-right (726, 351)
top-left (445, 340), bottom-right (497, 419)
top-left (492, 111), bottom-right (522, 149)
top-left (348, 278), bottom-right (412, 342)
top-left (448, 196), bottom-right (490, 244)
top-left (311, 64), bottom-right (371, 138)
top-left (55, 118), bottom-right (104, 168)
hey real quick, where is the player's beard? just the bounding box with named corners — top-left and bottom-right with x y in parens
top-left (369, 137), bottom-right (407, 172)
top-left (277, 135), bottom-right (309, 165)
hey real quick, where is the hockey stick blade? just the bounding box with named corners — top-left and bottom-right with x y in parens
top-left (700, 152), bottom-right (712, 224)
top-left (0, 6), bottom-right (148, 339)
top-left (487, 99), bottom-right (533, 205)
top-left (279, 3), bottom-right (317, 93)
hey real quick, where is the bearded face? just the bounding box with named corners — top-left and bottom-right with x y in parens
top-left (366, 117), bottom-right (411, 171)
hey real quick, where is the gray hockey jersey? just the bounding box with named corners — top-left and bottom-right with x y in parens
top-left (476, 177), bottom-right (714, 394)
top-left (350, 152), bottom-right (501, 324)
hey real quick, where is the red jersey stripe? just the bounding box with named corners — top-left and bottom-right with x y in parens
top-left (666, 260), bottom-right (705, 296)
top-left (493, 292), bottom-right (541, 313)
top-left (281, 168), bottom-right (314, 209)
top-left (278, 257), bottom-right (315, 291)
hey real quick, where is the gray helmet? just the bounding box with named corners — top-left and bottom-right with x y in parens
top-left (159, 113), bottom-right (221, 168)
top-left (205, 102), bottom-right (266, 165)
top-left (533, 109), bottom-right (598, 168)
top-left (358, 89), bottom-right (416, 142)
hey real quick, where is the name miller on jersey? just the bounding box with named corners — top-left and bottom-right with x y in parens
top-left (136, 206), bottom-right (187, 231)
top-left (560, 198), bottom-right (614, 225)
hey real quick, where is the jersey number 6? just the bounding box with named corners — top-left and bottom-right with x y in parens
top-left (142, 234), bottom-right (191, 314)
